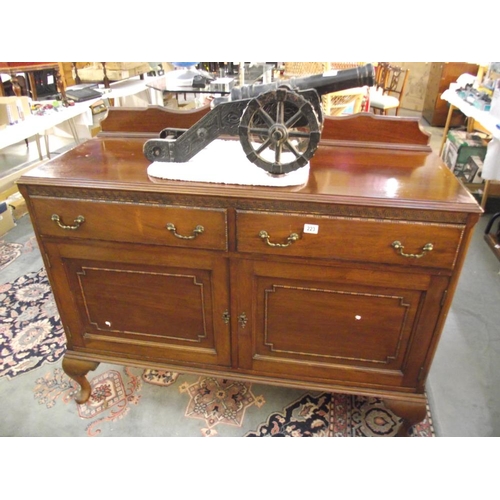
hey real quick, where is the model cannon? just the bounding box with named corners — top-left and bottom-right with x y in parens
top-left (144, 64), bottom-right (375, 176)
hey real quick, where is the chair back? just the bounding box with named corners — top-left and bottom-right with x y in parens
top-left (375, 63), bottom-right (409, 103)
top-left (370, 63), bottom-right (410, 115)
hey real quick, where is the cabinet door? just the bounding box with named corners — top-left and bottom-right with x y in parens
top-left (45, 241), bottom-right (231, 367)
top-left (234, 259), bottom-right (446, 390)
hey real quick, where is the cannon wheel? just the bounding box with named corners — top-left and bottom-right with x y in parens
top-left (238, 88), bottom-right (322, 176)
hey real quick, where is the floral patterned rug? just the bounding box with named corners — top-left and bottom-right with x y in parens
top-left (0, 268), bottom-right (435, 437)
top-left (0, 241), bottom-right (23, 271)
top-left (0, 268), bottom-right (66, 379)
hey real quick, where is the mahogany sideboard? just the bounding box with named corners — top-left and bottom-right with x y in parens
top-left (17, 106), bottom-right (482, 436)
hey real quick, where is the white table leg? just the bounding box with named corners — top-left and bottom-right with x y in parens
top-left (67, 117), bottom-right (80, 144)
top-left (44, 133), bottom-right (51, 159)
top-left (34, 134), bottom-right (43, 160)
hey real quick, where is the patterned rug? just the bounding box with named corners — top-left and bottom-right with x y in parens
top-left (0, 268), bottom-right (435, 437)
top-left (0, 241), bottom-right (23, 271)
top-left (244, 392), bottom-right (433, 437)
top-left (34, 366), bottom-right (142, 437)
top-left (0, 268), bottom-right (66, 379)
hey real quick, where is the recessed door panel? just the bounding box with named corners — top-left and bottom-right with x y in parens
top-left (260, 280), bottom-right (418, 364)
top-left (49, 241), bottom-right (231, 367)
top-left (236, 259), bottom-right (428, 386)
top-left (76, 265), bottom-right (210, 343)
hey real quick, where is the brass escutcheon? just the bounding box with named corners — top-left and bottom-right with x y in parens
top-left (238, 312), bottom-right (248, 328)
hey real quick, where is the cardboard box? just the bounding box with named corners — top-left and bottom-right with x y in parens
top-left (0, 201), bottom-right (15, 236)
top-left (7, 192), bottom-right (28, 220)
top-left (441, 130), bottom-right (489, 174)
top-left (0, 96), bottom-right (31, 125)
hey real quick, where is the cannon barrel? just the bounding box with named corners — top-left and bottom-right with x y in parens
top-left (230, 63), bottom-right (375, 101)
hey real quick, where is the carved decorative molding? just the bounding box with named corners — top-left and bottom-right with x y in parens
top-left (28, 186), bottom-right (469, 224)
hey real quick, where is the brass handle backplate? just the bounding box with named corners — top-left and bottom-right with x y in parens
top-left (51, 214), bottom-right (85, 230)
top-left (259, 230), bottom-right (299, 248)
top-left (166, 223), bottom-right (204, 240)
top-left (391, 240), bottom-right (434, 259)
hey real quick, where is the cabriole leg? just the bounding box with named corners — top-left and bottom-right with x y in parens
top-left (383, 398), bottom-right (428, 437)
top-left (62, 357), bottom-right (100, 404)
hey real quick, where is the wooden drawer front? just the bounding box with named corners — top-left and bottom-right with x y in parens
top-left (31, 198), bottom-right (227, 250)
top-left (236, 211), bottom-right (464, 269)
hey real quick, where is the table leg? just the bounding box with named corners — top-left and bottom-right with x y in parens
top-left (54, 65), bottom-right (67, 104)
top-left (34, 134), bottom-right (43, 160)
top-left (62, 356), bottom-right (100, 404)
top-left (72, 63), bottom-right (81, 85)
top-left (102, 62), bottom-right (110, 88)
top-left (481, 180), bottom-right (491, 209)
top-left (382, 397), bottom-right (428, 437)
top-left (439, 104), bottom-right (455, 157)
top-left (27, 72), bottom-right (38, 101)
top-left (467, 117), bottom-right (476, 133)
top-left (43, 133), bottom-right (51, 159)
top-left (67, 117), bottom-right (80, 144)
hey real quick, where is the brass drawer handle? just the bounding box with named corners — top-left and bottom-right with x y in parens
top-left (51, 214), bottom-right (85, 230)
top-left (166, 222), bottom-right (204, 240)
top-left (259, 230), bottom-right (299, 248)
top-left (391, 240), bottom-right (434, 259)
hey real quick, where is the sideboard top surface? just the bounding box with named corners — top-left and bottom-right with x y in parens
top-left (18, 135), bottom-right (481, 214)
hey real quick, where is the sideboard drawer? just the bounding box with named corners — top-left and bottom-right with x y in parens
top-left (30, 198), bottom-right (228, 250)
top-left (236, 210), bottom-right (464, 269)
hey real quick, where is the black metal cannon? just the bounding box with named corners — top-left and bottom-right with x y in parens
top-left (144, 64), bottom-right (375, 176)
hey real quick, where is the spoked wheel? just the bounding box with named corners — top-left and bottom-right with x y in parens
top-left (238, 88), bottom-right (322, 176)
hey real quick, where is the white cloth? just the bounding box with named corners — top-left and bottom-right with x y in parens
top-left (147, 139), bottom-right (310, 187)
top-left (482, 138), bottom-right (500, 181)
top-left (456, 73), bottom-right (477, 87)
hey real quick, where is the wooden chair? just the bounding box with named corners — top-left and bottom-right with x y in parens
top-left (369, 63), bottom-right (409, 116)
